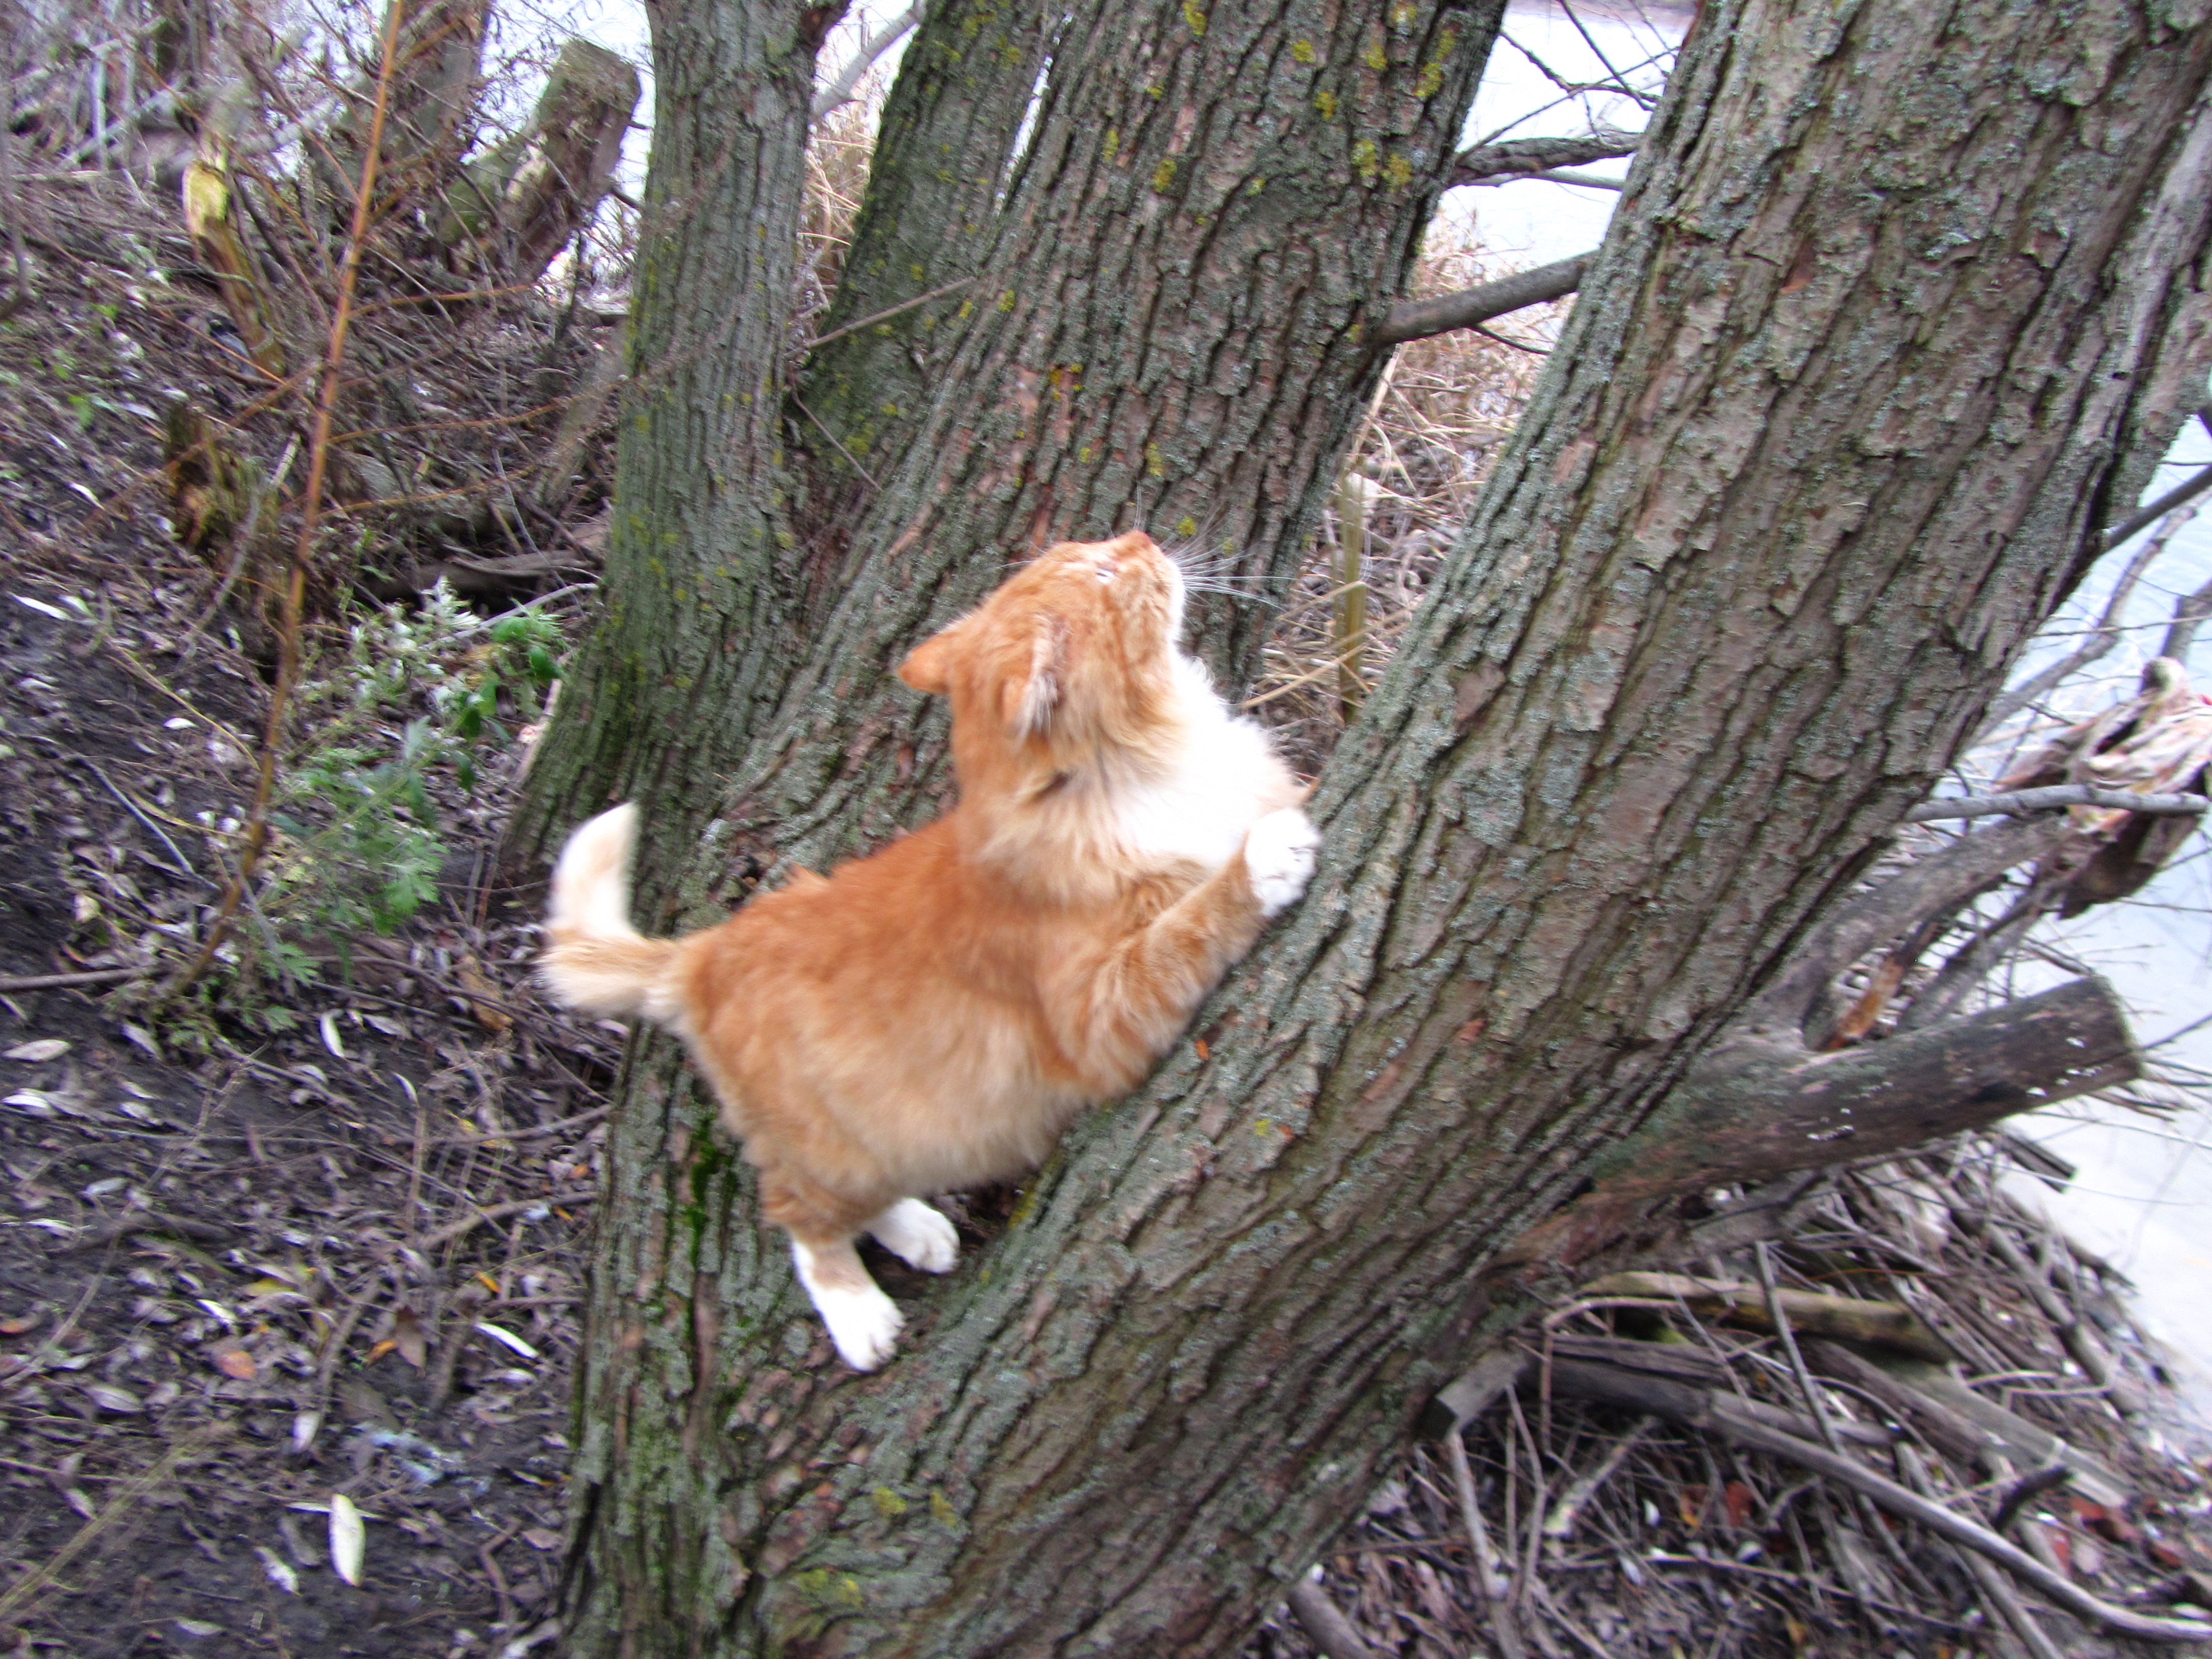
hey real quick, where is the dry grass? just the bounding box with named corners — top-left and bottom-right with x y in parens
top-left (1249, 227), bottom-right (1557, 770)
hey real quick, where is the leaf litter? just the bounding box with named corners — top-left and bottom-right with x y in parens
top-left (0, 207), bottom-right (612, 1650)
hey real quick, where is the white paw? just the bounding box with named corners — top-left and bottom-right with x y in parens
top-left (791, 1242), bottom-right (904, 1370)
top-left (867, 1198), bottom-right (960, 1273)
top-left (814, 1282), bottom-right (904, 1371)
top-left (1243, 807), bottom-right (1320, 918)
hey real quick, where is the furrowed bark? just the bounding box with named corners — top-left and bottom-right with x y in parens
top-left (505, 0), bottom-right (840, 880)
top-left (560, 1), bottom-right (2212, 1654)
top-left (562, 1), bottom-right (1504, 1649)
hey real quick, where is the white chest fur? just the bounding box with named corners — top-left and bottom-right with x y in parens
top-left (1112, 655), bottom-right (1289, 873)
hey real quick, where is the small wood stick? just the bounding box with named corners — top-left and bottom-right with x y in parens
top-left (1445, 1432), bottom-right (1528, 1659)
top-left (1541, 1419), bottom-right (1653, 1540)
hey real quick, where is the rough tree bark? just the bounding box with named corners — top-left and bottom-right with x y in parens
top-left (504, 0), bottom-right (840, 873)
top-left (555, 0), bottom-right (2212, 1654)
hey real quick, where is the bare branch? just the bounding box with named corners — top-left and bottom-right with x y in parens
top-left (1517, 167), bottom-right (1625, 190)
top-left (2098, 455), bottom-right (2212, 551)
top-left (1657, 977), bottom-right (2141, 1194)
top-left (2161, 570), bottom-right (2212, 662)
top-left (1451, 130), bottom-right (1640, 187)
top-left (1748, 815), bottom-right (2068, 1032)
top-left (1980, 506), bottom-right (2190, 734)
top-left (812, 4), bottom-right (921, 123)
top-left (1372, 253), bottom-right (1591, 348)
top-left (1904, 784), bottom-right (2211, 822)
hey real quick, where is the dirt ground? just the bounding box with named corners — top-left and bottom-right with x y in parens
top-left (0, 216), bottom-right (608, 1659)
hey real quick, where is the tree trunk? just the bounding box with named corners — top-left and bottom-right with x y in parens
top-left (558, 0), bottom-right (2212, 1654)
top-left (504, 0), bottom-right (840, 880)
top-left (791, 0), bottom-right (1055, 519)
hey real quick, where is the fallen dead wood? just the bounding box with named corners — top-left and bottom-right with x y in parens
top-left (1576, 1272), bottom-right (1952, 1362)
top-left (1542, 1357), bottom-right (2212, 1644)
top-left (1801, 1337), bottom-right (1992, 1466)
top-left (1284, 1579), bottom-right (1382, 1659)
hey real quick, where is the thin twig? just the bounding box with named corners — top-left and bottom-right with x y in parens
top-left (791, 389), bottom-right (882, 490)
top-left (160, 0), bottom-right (410, 997)
top-left (804, 276), bottom-right (973, 351)
top-left (416, 1188), bottom-right (595, 1251)
top-left (0, 966), bottom-right (143, 991)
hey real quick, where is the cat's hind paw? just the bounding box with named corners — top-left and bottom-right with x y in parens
top-left (867, 1198), bottom-right (960, 1274)
top-left (1244, 808), bottom-right (1320, 918)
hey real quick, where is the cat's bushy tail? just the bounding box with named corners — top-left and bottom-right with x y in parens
top-left (541, 804), bottom-right (683, 1022)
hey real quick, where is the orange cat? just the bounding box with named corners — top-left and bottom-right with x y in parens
top-left (540, 531), bottom-right (1317, 1368)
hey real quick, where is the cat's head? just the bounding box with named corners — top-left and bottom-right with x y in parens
top-left (899, 530), bottom-right (1187, 782)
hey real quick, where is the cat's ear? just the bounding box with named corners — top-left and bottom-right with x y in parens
top-left (1002, 616), bottom-right (1066, 739)
top-left (898, 623), bottom-right (964, 696)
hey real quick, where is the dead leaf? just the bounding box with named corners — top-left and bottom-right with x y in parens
top-left (454, 958), bottom-right (512, 1034)
top-left (83, 1381), bottom-right (143, 1414)
top-left (0, 1310), bottom-right (41, 1336)
top-left (212, 1344), bottom-right (257, 1380)
top-left (1677, 1484), bottom-right (1708, 1530)
top-left (5, 1039), bottom-right (71, 1062)
top-left (2071, 1496), bottom-right (2142, 1547)
top-left (337, 1378), bottom-right (396, 1427)
top-left (392, 1305), bottom-right (428, 1369)
top-left (255, 1544), bottom-right (299, 1594)
top-left (520, 1527), bottom-right (562, 1551)
top-left (1723, 1480), bottom-right (1755, 1529)
top-left (329, 1492), bottom-right (366, 1586)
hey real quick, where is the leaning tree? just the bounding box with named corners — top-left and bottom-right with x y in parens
top-left (514, 0), bottom-right (2212, 1651)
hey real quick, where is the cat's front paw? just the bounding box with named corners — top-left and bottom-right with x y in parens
top-left (1244, 807), bottom-right (1320, 918)
top-left (867, 1198), bottom-right (960, 1273)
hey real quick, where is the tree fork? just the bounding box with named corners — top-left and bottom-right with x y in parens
top-left (716, 0), bottom-right (1506, 889)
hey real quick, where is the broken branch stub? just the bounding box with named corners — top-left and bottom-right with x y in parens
top-left (448, 38), bottom-right (639, 285)
top-left (1500, 975), bottom-right (2139, 1274)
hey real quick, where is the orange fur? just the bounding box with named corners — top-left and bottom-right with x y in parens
top-left (540, 531), bottom-right (1316, 1368)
